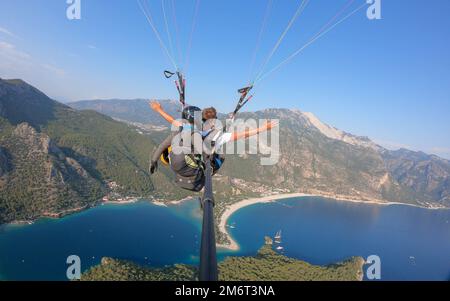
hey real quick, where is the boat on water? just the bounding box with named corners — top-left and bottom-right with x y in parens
top-left (274, 230), bottom-right (282, 243)
top-left (226, 222), bottom-right (236, 229)
top-left (276, 246), bottom-right (284, 251)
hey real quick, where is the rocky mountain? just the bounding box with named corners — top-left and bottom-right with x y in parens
top-left (0, 121), bottom-right (104, 222)
top-left (381, 148), bottom-right (450, 206)
top-left (71, 98), bottom-right (450, 208)
top-left (70, 98), bottom-right (180, 126)
top-left (300, 110), bottom-right (381, 150)
top-left (0, 79), bottom-right (185, 224)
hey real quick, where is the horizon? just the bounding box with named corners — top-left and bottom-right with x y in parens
top-left (1, 75), bottom-right (448, 160)
top-left (1, 0), bottom-right (450, 159)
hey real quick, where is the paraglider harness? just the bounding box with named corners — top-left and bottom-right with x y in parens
top-left (159, 122), bottom-right (224, 193)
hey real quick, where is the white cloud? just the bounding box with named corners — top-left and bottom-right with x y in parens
top-left (373, 138), bottom-right (413, 151)
top-left (0, 41), bottom-right (32, 67)
top-left (0, 26), bottom-right (18, 39)
top-left (428, 147), bottom-right (450, 159)
top-left (0, 41), bottom-right (65, 78)
top-left (67, 52), bottom-right (80, 58)
top-left (41, 63), bottom-right (66, 77)
top-left (87, 45), bottom-right (97, 50)
top-left (374, 138), bottom-right (450, 160)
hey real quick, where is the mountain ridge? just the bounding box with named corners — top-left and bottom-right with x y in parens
top-left (69, 98), bottom-right (383, 151)
top-left (71, 97), bottom-right (450, 208)
top-left (0, 78), bottom-right (187, 224)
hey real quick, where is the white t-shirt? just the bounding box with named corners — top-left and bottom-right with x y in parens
top-left (214, 132), bottom-right (232, 151)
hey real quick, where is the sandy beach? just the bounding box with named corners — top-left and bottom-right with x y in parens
top-left (152, 200), bottom-right (168, 207)
top-left (104, 198), bottom-right (139, 205)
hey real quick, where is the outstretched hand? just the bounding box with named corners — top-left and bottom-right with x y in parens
top-left (149, 100), bottom-right (162, 111)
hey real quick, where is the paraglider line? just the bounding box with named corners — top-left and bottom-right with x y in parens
top-left (185, 0), bottom-right (201, 74)
top-left (161, 0), bottom-right (176, 66)
top-left (138, 0), bottom-right (178, 70)
top-left (253, 0), bottom-right (310, 83)
top-left (247, 0), bottom-right (273, 84)
top-left (255, 1), bottom-right (369, 85)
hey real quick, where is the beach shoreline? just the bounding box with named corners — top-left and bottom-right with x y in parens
top-left (216, 192), bottom-right (447, 251)
top-left (103, 198), bottom-right (139, 205)
top-left (4, 191), bottom-right (447, 235)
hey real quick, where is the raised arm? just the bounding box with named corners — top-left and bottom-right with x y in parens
top-left (149, 101), bottom-right (183, 128)
top-left (230, 120), bottom-right (278, 142)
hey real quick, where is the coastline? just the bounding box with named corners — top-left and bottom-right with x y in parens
top-left (216, 192), bottom-right (447, 251)
top-left (5, 198), bottom-right (141, 227)
top-left (4, 196), bottom-right (193, 227)
top-left (3, 191), bottom-right (447, 235)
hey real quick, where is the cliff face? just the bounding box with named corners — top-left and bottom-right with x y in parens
top-left (0, 146), bottom-right (11, 177)
top-left (0, 122), bottom-right (105, 223)
top-left (382, 149), bottom-right (450, 207)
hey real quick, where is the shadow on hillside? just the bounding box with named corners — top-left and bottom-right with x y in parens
top-left (60, 147), bottom-right (103, 181)
top-left (0, 79), bottom-right (69, 128)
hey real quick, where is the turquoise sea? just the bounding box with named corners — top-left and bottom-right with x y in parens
top-left (0, 197), bottom-right (449, 280)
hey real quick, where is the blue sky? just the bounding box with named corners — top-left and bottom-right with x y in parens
top-left (0, 0), bottom-right (449, 158)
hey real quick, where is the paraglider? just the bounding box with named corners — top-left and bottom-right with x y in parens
top-left (138, 0), bottom-right (369, 193)
top-left (148, 100), bottom-right (277, 192)
top-left (137, 0), bottom-right (372, 281)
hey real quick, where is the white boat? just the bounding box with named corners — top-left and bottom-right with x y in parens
top-left (274, 230), bottom-right (282, 243)
top-left (276, 246), bottom-right (284, 250)
top-left (274, 230), bottom-right (281, 239)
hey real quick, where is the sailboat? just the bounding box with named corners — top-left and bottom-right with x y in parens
top-left (274, 230), bottom-right (282, 244)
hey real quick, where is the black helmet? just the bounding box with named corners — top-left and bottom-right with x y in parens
top-left (182, 106), bottom-right (201, 124)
